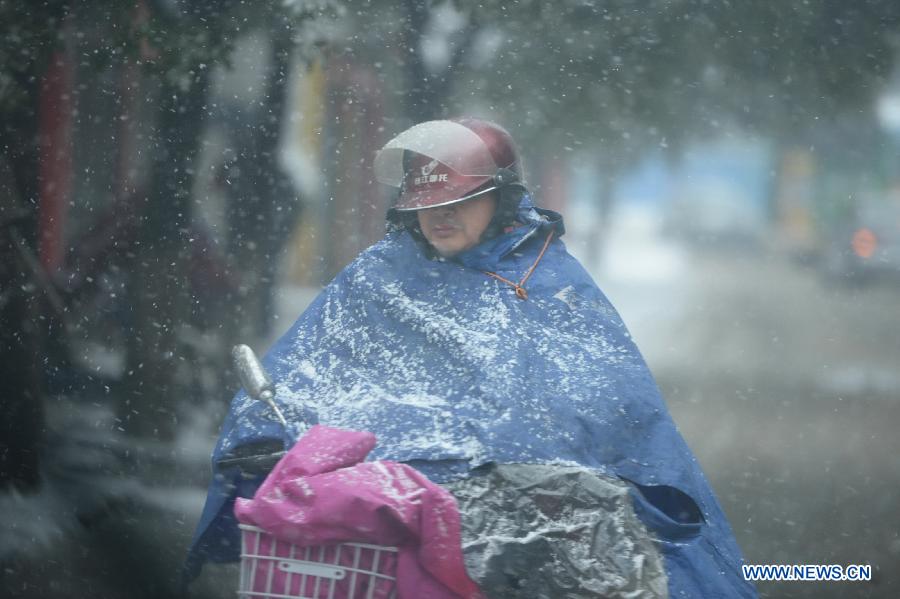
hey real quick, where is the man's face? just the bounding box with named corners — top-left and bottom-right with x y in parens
top-left (416, 193), bottom-right (497, 257)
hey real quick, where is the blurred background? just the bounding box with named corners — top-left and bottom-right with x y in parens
top-left (2, 1), bottom-right (899, 597)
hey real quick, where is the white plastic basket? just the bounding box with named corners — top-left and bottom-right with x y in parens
top-left (238, 524), bottom-right (398, 599)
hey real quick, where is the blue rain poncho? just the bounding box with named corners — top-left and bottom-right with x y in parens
top-left (186, 200), bottom-right (756, 597)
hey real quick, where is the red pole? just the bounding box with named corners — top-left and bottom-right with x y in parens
top-left (37, 47), bottom-right (74, 273)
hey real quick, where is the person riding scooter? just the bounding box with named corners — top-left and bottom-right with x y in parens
top-left (186, 118), bottom-right (756, 598)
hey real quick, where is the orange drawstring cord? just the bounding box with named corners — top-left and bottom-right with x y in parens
top-left (483, 230), bottom-right (555, 300)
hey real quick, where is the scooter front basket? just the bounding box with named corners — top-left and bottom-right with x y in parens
top-left (238, 524), bottom-right (398, 599)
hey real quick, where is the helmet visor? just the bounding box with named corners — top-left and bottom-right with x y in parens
top-left (374, 120), bottom-right (500, 210)
top-left (374, 120), bottom-right (500, 185)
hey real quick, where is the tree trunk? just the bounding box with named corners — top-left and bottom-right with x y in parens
top-left (0, 124), bottom-right (44, 490)
top-left (401, 0), bottom-right (477, 123)
top-left (121, 71), bottom-right (210, 438)
top-left (0, 21), bottom-right (59, 486)
top-left (0, 207), bottom-right (44, 492)
top-left (225, 33), bottom-right (300, 345)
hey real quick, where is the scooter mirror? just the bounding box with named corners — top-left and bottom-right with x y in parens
top-left (232, 344), bottom-right (288, 427)
top-left (233, 344), bottom-right (273, 400)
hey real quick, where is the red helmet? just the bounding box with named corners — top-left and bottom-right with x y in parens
top-left (374, 118), bottom-right (523, 211)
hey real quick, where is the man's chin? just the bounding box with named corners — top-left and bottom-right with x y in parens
top-left (425, 236), bottom-right (461, 258)
top-left (433, 245), bottom-right (461, 258)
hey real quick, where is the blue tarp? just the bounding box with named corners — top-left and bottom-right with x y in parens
top-left (186, 199), bottom-right (756, 597)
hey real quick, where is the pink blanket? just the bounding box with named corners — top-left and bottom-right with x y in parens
top-left (234, 425), bottom-right (483, 599)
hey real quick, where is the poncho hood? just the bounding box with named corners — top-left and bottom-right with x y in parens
top-left (186, 199), bottom-right (754, 597)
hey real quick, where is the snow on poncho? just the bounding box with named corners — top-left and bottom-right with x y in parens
top-left (186, 202), bottom-right (756, 597)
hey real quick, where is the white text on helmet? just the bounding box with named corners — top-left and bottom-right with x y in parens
top-left (414, 173), bottom-right (448, 186)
